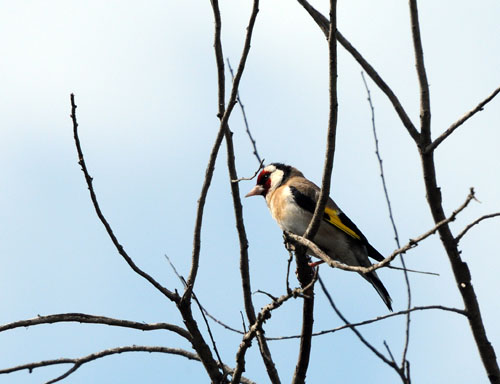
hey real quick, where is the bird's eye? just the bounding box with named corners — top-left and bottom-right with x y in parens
top-left (258, 171), bottom-right (270, 185)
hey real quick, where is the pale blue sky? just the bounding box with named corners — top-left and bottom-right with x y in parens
top-left (1, 1), bottom-right (499, 383)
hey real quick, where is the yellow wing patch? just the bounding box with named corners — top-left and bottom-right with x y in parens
top-left (324, 207), bottom-right (361, 240)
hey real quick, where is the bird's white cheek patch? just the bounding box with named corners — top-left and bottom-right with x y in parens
top-left (269, 170), bottom-right (284, 191)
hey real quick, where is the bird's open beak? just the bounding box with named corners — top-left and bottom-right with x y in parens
top-left (245, 185), bottom-right (265, 198)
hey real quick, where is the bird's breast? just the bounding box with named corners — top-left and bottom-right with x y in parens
top-left (268, 186), bottom-right (310, 235)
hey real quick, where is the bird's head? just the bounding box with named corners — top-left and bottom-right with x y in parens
top-left (245, 163), bottom-right (294, 198)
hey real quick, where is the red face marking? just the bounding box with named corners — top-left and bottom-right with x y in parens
top-left (257, 170), bottom-right (272, 194)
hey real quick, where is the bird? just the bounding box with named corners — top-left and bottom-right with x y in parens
top-left (245, 162), bottom-right (393, 311)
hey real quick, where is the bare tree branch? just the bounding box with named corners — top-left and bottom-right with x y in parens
top-left (227, 58), bottom-right (263, 164)
top-left (165, 254), bottom-right (245, 336)
top-left (291, 3), bottom-right (338, 381)
top-left (267, 305), bottom-right (466, 341)
top-left (361, 72), bottom-right (412, 373)
top-left (180, 6), bottom-right (266, 379)
top-left (184, 0), bottom-right (225, 303)
top-left (285, 241), bottom-right (294, 293)
top-left (71, 94), bottom-right (225, 382)
top-left (70, 94), bottom-right (179, 304)
top-left (317, 276), bottom-right (403, 378)
top-left (384, 341), bottom-right (398, 367)
top-left (231, 158), bottom-right (265, 183)
top-left (419, 82), bottom-right (500, 384)
top-left (291, 252), bottom-right (316, 384)
top-left (409, 0), bottom-right (431, 143)
top-left (184, 0), bottom-right (260, 299)
top-left (207, 1), bottom-right (280, 382)
top-left (0, 346), bottom-right (200, 383)
top-left (0, 313), bottom-right (190, 340)
top-left (232, 275), bottom-right (318, 384)
top-left (361, 72), bottom-right (402, 247)
top-left (407, 1), bottom-right (500, 380)
top-left (0, 346), bottom-right (256, 384)
top-left (164, 255), bottom-right (227, 375)
top-left (386, 265), bottom-right (439, 276)
top-left (455, 213), bottom-right (500, 244)
top-left (303, 0), bottom-right (337, 242)
top-left (295, 0), bottom-right (420, 142)
top-left (285, 187), bottom-right (476, 275)
top-left (426, 85), bottom-right (500, 153)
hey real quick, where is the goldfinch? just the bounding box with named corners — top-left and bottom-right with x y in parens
top-left (246, 163), bottom-right (393, 311)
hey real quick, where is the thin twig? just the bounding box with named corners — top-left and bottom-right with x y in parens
top-left (227, 58), bottom-right (262, 164)
top-left (317, 276), bottom-right (401, 374)
top-left (70, 94), bottom-right (178, 303)
top-left (240, 311), bottom-right (247, 333)
top-left (266, 305), bottom-right (466, 341)
top-left (361, 72), bottom-right (402, 248)
top-left (165, 255), bottom-right (245, 335)
top-left (163, 254), bottom-right (228, 372)
top-left (254, 290), bottom-right (279, 301)
top-left (455, 213), bottom-right (500, 244)
top-left (426, 85), bottom-right (500, 153)
top-left (361, 71), bottom-right (412, 374)
top-left (386, 265), bottom-right (439, 276)
top-left (285, 244), bottom-right (294, 293)
top-left (231, 158), bottom-right (265, 183)
top-left (384, 341), bottom-right (398, 366)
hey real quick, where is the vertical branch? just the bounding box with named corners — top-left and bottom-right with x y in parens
top-left (293, 1), bottom-right (338, 383)
top-left (291, 253), bottom-right (316, 384)
top-left (185, 0), bottom-right (226, 295)
top-left (303, 0), bottom-right (338, 241)
top-left (420, 151), bottom-right (500, 383)
top-left (408, 0), bottom-right (430, 142)
top-left (226, 133), bottom-right (281, 384)
top-left (209, 0), bottom-right (280, 382)
top-left (407, 1), bottom-right (500, 382)
top-left (180, 0), bottom-right (265, 380)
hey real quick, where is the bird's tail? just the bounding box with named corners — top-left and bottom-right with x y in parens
top-left (362, 271), bottom-right (393, 311)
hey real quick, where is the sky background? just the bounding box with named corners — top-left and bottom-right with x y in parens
top-left (1, 0), bottom-right (499, 383)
